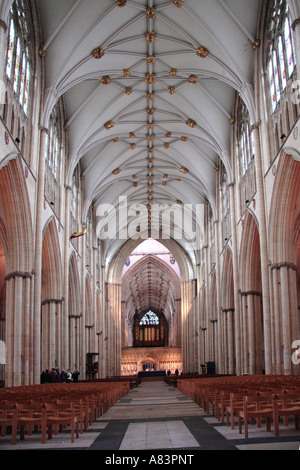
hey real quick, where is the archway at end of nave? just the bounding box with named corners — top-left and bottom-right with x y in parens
top-left (121, 239), bottom-right (183, 376)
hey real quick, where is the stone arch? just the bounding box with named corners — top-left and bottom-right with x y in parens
top-left (42, 217), bottom-right (62, 301)
top-left (106, 237), bottom-right (195, 285)
top-left (269, 152), bottom-right (300, 264)
top-left (41, 217), bottom-right (63, 370)
top-left (85, 275), bottom-right (94, 354)
top-left (141, 357), bottom-right (157, 371)
top-left (220, 247), bottom-right (235, 374)
top-left (268, 152), bottom-right (300, 374)
top-left (0, 156), bottom-right (33, 386)
top-left (0, 156), bottom-right (33, 273)
top-left (68, 251), bottom-right (81, 369)
top-left (122, 254), bottom-right (181, 339)
top-left (239, 210), bottom-right (263, 374)
top-left (105, 237), bottom-right (197, 376)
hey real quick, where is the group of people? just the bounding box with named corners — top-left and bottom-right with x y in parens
top-left (40, 367), bottom-right (80, 384)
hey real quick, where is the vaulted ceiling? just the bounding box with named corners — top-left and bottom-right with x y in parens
top-left (122, 253), bottom-right (180, 323)
top-left (36, 0), bottom-right (262, 259)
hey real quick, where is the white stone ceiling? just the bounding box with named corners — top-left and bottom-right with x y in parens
top-left (29, 1), bottom-right (262, 258)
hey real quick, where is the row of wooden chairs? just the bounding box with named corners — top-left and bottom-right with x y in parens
top-left (0, 381), bottom-right (130, 445)
top-left (177, 375), bottom-right (300, 438)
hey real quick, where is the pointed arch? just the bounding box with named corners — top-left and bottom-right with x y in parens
top-left (68, 251), bottom-right (80, 318)
top-left (0, 156), bottom-right (33, 273)
top-left (41, 217), bottom-right (63, 301)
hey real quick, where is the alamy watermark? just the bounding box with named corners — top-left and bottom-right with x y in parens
top-left (292, 341), bottom-right (300, 365)
top-left (96, 197), bottom-right (205, 251)
top-left (292, 80), bottom-right (300, 106)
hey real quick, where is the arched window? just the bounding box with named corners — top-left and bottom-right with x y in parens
top-left (238, 102), bottom-right (255, 175)
top-left (140, 311), bottom-right (160, 326)
top-left (71, 172), bottom-right (79, 221)
top-left (133, 311), bottom-right (167, 347)
top-left (46, 107), bottom-right (59, 180)
top-left (70, 167), bottom-right (80, 249)
top-left (266, 0), bottom-right (296, 112)
top-left (44, 102), bottom-right (64, 217)
top-left (5, 0), bottom-right (32, 115)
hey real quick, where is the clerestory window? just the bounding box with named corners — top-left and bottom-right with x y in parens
top-left (5, 0), bottom-right (32, 115)
top-left (266, 0), bottom-right (296, 112)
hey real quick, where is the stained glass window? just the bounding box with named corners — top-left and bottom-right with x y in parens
top-left (71, 173), bottom-right (79, 220)
top-left (5, 0), bottom-right (32, 115)
top-left (140, 311), bottom-right (160, 326)
top-left (266, 0), bottom-right (296, 112)
top-left (46, 110), bottom-right (60, 180)
top-left (239, 103), bottom-right (255, 175)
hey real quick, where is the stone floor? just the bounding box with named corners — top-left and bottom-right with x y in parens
top-left (1, 379), bottom-right (300, 455)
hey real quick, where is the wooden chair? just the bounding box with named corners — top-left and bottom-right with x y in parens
top-left (44, 402), bottom-right (80, 443)
top-left (0, 403), bottom-right (18, 443)
top-left (238, 395), bottom-right (273, 439)
top-left (273, 393), bottom-right (300, 436)
top-left (13, 403), bottom-right (47, 444)
top-left (225, 391), bottom-right (251, 429)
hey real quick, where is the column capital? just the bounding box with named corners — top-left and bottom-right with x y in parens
top-left (41, 298), bottom-right (63, 305)
top-left (270, 261), bottom-right (298, 271)
top-left (292, 18), bottom-right (300, 31)
top-left (38, 125), bottom-right (49, 134)
top-left (4, 271), bottom-right (33, 281)
top-left (0, 20), bottom-right (7, 31)
top-left (239, 290), bottom-right (262, 297)
top-left (251, 121), bottom-right (261, 132)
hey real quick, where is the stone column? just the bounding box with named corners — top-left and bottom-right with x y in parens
top-left (251, 123), bottom-right (272, 375)
top-left (280, 265), bottom-right (292, 375)
top-left (271, 267), bottom-right (282, 373)
top-left (228, 182), bottom-right (241, 375)
top-left (80, 235), bottom-right (86, 378)
top-left (23, 276), bottom-right (31, 384)
top-left (33, 127), bottom-right (48, 384)
top-left (62, 185), bottom-right (71, 369)
top-left (213, 219), bottom-right (222, 373)
top-left (175, 298), bottom-right (181, 348)
top-left (240, 293), bottom-right (247, 373)
top-left (4, 272), bottom-right (33, 386)
top-left (107, 283), bottom-right (122, 377)
top-left (247, 293), bottom-right (256, 375)
top-left (181, 280), bottom-right (193, 372)
top-left (121, 300), bottom-right (126, 348)
top-left (227, 309), bottom-right (234, 374)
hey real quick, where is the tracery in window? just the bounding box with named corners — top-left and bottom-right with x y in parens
top-left (70, 167), bottom-right (80, 249)
top-left (133, 311), bottom-right (167, 347)
top-left (46, 108), bottom-right (59, 180)
top-left (239, 103), bottom-right (255, 175)
top-left (5, 0), bottom-right (32, 115)
top-left (266, 0), bottom-right (296, 112)
top-left (71, 173), bottom-right (79, 221)
top-left (44, 103), bottom-right (63, 217)
top-left (140, 311), bottom-right (160, 326)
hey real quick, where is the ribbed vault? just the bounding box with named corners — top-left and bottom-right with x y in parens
top-left (122, 253), bottom-right (180, 325)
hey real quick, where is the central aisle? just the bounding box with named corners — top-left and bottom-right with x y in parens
top-left (89, 379), bottom-right (237, 451)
